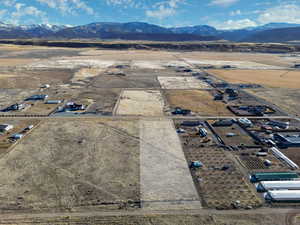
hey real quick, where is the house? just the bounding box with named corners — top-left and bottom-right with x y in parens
top-left (26, 94), bottom-right (48, 101)
top-left (267, 120), bottom-right (289, 130)
top-left (10, 133), bottom-right (23, 140)
top-left (64, 102), bottom-right (86, 111)
top-left (2, 103), bottom-right (26, 112)
top-left (0, 124), bottom-right (13, 132)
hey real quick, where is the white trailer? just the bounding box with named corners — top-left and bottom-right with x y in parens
top-left (257, 181), bottom-right (300, 192)
top-left (264, 190), bottom-right (300, 202)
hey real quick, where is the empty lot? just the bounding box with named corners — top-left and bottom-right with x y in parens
top-left (140, 119), bottom-right (201, 210)
top-left (158, 77), bottom-right (210, 89)
top-left (209, 69), bottom-right (300, 88)
top-left (116, 90), bottom-right (165, 116)
top-left (0, 119), bottom-right (140, 212)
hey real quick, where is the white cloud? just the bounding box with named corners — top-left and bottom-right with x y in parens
top-left (209, 0), bottom-right (239, 7)
top-left (10, 3), bottom-right (48, 24)
top-left (257, 4), bottom-right (300, 24)
top-left (146, 0), bottom-right (184, 20)
top-left (37, 0), bottom-right (94, 15)
top-left (210, 19), bottom-right (257, 30)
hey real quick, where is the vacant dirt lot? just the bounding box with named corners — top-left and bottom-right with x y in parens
top-left (246, 87), bottom-right (300, 116)
top-left (140, 119), bottom-right (201, 210)
top-left (116, 90), bottom-right (164, 116)
top-left (209, 69), bottom-right (300, 88)
top-left (165, 90), bottom-right (231, 116)
top-left (158, 77), bottom-right (210, 89)
top-left (0, 119), bottom-right (140, 212)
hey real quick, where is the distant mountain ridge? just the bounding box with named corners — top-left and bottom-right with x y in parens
top-left (0, 21), bottom-right (299, 42)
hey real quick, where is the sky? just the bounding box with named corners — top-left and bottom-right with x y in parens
top-left (1, 0), bottom-right (300, 29)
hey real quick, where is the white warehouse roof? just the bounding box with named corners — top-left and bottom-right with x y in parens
top-left (265, 190), bottom-right (300, 201)
top-left (257, 181), bottom-right (300, 192)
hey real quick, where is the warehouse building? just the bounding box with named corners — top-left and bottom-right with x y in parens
top-left (257, 181), bottom-right (300, 192)
top-left (250, 172), bottom-right (299, 183)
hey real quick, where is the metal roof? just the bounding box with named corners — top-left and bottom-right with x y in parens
top-left (258, 181), bottom-right (300, 192)
top-left (267, 190), bottom-right (300, 200)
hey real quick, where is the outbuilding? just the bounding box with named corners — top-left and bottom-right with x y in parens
top-left (0, 124), bottom-right (13, 132)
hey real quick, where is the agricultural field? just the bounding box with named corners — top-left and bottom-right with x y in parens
top-left (164, 90), bottom-right (231, 116)
top-left (209, 69), bottom-right (300, 88)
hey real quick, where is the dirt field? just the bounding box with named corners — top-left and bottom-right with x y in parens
top-left (180, 51), bottom-right (295, 67)
top-left (164, 90), bottom-right (231, 116)
top-left (0, 68), bottom-right (74, 89)
top-left (209, 69), bottom-right (300, 88)
top-left (246, 88), bottom-right (300, 116)
top-left (210, 122), bottom-right (258, 147)
top-left (116, 90), bottom-right (164, 116)
top-left (0, 119), bottom-right (140, 212)
top-left (0, 212), bottom-right (288, 225)
top-left (140, 119), bottom-right (201, 209)
top-left (182, 146), bottom-right (262, 209)
top-left (158, 77), bottom-right (210, 89)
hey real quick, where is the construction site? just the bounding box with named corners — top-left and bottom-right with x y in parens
top-left (0, 44), bottom-right (300, 224)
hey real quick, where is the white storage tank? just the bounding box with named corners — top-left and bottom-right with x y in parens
top-left (257, 181), bottom-right (300, 192)
top-left (264, 190), bottom-right (300, 202)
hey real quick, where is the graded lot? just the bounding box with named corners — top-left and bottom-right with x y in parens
top-left (116, 90), bottom-right (165, 116)
top-left (140, 119), bottom-right (201, 210)
top-left (158, 76), bottom-right (210, 89)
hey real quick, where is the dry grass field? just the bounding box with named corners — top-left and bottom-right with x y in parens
top-left (0, 119), bottom-right (140, 212)
top-left (165, 90), bottom-right (231, 116)
top-left (209, 69), bottom-right (300, 88)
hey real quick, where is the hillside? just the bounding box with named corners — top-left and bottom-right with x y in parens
top-left (243, 27), bottom-right (300, 42)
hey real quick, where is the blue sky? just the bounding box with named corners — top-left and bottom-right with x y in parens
top-left (1, 0), bottom-right (300, 29)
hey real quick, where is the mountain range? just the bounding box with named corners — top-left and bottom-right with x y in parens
top-left (0, 21), bottom-right (300, 42)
